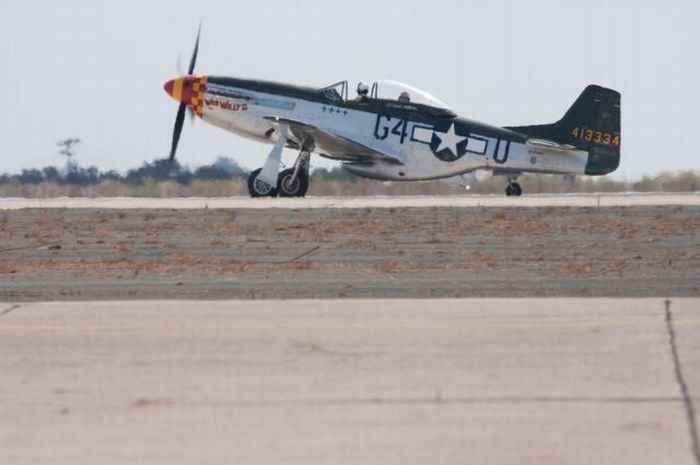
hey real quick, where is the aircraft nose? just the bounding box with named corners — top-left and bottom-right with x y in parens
top-left (163, 77), bottom-right (188, 102)
top-left (163, 76), bottom-right (201, 103)
top-left (163, 75), bottom-right (207, 118)
top-left (164, 79), bottom-right (175, 98)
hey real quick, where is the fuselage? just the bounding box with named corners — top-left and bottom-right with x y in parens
top-left (165, 75), bottom-right (595, 181)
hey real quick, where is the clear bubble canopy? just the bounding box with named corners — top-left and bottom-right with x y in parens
top-left (321, 79), bottom-right (453, 112)
top-left (369, 79), bottom-right (453, 111)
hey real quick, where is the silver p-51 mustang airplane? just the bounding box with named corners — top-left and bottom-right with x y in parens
top-left (164, 29), bottom-right (621, 197)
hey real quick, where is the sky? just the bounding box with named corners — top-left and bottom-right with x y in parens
top-left (1, 0), bottom-right (698, 180)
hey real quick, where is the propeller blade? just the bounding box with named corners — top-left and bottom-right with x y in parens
top-left (188, 23), bottom-right (201, 75)
top-left (188, 106), bottom-right (196, 124)
top-left (169, 102), bottom-right (187, 162)
top-left (176, 54), bottom-right (184, 76)
top-left (168, 23), bottom-right (201, 163)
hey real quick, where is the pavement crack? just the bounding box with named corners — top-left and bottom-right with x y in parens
top-left (197, 396), bottom-right (684, 409)
top-left (665, 299), bottom-right (700, 465)
top-left (0, 304), bottom-right (21, 318)
top-left (0, 242), bottom-right (62, 254)
top-left (289, 339), bottom-right (368, 358)
top-left (280, 245), bottom-right (321, 263)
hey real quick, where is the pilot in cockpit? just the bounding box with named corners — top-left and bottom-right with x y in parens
top-left (398, 91), bottom-right (411, 103)
top-left (353, 81), bottom-right (369, 103)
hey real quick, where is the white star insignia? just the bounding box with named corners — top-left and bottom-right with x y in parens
top-left (435, 123), bottom-right (466, 156)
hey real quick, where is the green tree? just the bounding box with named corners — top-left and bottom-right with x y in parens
top-left (57, 138), bottom-right (82, 173)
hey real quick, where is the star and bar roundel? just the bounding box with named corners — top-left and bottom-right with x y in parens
top-left (429, 121), bottom-right (470, 162)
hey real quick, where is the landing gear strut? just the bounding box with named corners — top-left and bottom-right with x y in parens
top-left (278, 150), bottom-right (310, 197)
top-left (247, 149), bottom-right (311, 198)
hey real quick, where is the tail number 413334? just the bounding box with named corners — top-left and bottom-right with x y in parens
top-left (572, 127), bottom-right (619, 147)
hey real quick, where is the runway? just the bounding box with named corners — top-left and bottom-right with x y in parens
top-left (1, 298), bottom-right (698, 465)
top-left (2, 196), bottom-right (698, 463)
top-left (1, 192), bottom-right (699, 210)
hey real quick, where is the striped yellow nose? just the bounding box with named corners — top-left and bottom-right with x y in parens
top-left (164, 77), bottom-right (185, 102)
top-left (164, 75), bottom-right (208, 117)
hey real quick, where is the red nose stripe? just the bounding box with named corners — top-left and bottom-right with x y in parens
top-left (180, 76), bottom-right (195, 105)
top-left (164, 79), bottom-right (175, 97)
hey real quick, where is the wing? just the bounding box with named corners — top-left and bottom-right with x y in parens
top-left (264, 117), bottom-right (405, 164)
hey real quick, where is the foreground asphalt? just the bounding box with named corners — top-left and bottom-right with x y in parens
top-left (1, 298), bottom-right (698, 465)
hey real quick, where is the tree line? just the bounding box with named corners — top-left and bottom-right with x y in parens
top-left (0, 157), bottom-right (247, 187)
top-left (4, 139), bottom-right (697, 193)
top-left (1, 158), bottom-right (698, 196)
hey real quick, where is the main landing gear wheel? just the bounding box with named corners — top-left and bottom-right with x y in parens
top-left (277, 168), bottom-right (309, 197)
top-left (505, 183), bottom-right (522, 197)
top-left (247, 168), bottom-right (278, 197)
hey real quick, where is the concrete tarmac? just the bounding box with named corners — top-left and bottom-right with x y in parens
top-left (1, 298), bottom-right (698, 465)
top-left (1, 193), bottom-right (699, 210)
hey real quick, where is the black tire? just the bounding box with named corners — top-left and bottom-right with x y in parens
top-left (506, 183), bottom-right (522, 197)
top-left (512, 183), bottom-right (523, 197)
top-left (277, 168), bottom-right (309, 197)
top-left (247, 168), bottom-right (278, 198)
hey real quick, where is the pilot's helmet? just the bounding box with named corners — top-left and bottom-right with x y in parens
top-left (398, 91), bottom-right (411, 102)
top-left (357, 81), bottom-right (369, 96)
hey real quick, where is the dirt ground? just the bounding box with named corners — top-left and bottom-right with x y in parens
top-left (1, 205), bottom-right (699, 301)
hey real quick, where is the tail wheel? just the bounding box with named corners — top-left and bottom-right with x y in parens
top-left (277, 168), bottom-right (309, 197)
top-left (247, 168), bottom-right (278, 198)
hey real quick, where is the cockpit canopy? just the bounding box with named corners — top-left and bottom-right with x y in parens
top-left (370, 80), bottom-right (452, 111)
top-left (320, 79), bottom-right (455, 115)
top-left (320, 81), bottom-right (349, 101)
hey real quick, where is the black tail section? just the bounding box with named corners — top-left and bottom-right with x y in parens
top-left (507, 85), bottom-right (621, 175)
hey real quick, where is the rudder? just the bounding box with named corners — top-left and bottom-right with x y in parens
top-left (508, 85), bottom-right (621, 175)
